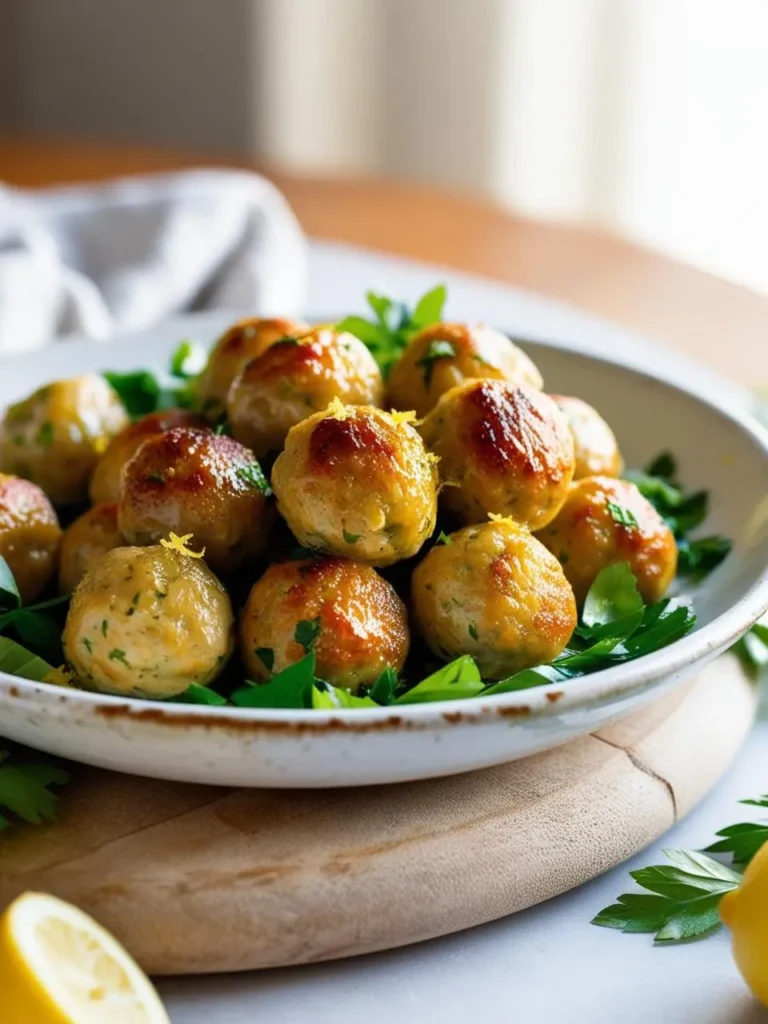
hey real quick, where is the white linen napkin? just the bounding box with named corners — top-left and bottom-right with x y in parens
top-left (0, 169), bottom-right (307, 352)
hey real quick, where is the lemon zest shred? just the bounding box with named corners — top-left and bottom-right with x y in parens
top-left (389, 409), bottom-right (420, 427)
top-left (44, 666), bottom-right (75, 688)
top-left (161, 532), bottom-right (206, 559)
top-left (325, 397), bottom-right (351, 421)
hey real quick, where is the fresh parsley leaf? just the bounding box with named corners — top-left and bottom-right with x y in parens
top-left (108, 648), bottom-right (129, 666)
top-left (606, 502), bottom-right (638, 528)
top-left (171, 683), bottom-right (228, 706)
top-left (231, 653), bottom-right (316, 709)
top-left (369, 666), bottom-right (399, 704)
top-left (646, 451), bottom-right (677, 480)
top-left (395, 655), bottom-right (484, 705)
top-left (436, 530), bottom-right (452, 546)
top-left (342, 529), bottom-right (361, 544)
top-left (236, 462), bottom-right (272, 497)
top-left (592, 849), bottom-right (741, 943)
top-left (255, 647), bottom-right (275, 672)
top-left (411, 284), bottom-right (448, 328)
top-left (0, 637), bottom-right (54, 681)
top-left (169, 340), bottom-right (206, 379)
top-left (103, 370), bottom-right (169, 419)
top-left (625, 454), bottom-right (731, 580)
top-left (337, 285), bottom-right (448, 376)
top-left (677, 535), bottom-right (733, 580)
top-left (0, 749), bottom-right (70, 830)
top-left (729, 614), bottom-right (768, 679)
top-left (705, 822), bottom-right (768, 868)
top-left (295, 617), bottom-right (322, 653)
top-left (0, 556), bottom-right (21, 610)
top-left (312, 683), bottom-right (378, 709)
top-left (581, 562), bottom-right (643, 630)
top-left (416, 339), bottom-right (457, 388)
top-left (483, 665), bottom-right (567, 695)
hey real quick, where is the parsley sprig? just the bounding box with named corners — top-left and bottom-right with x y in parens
top-left (336, 284), bottom-right (447, 376)
top-left (593, 795), bottom-right (768, 943)
top-left (625, 452), bottom-right (732, 579)
top-left (0, 747), bottom-right (70, 832)
top-left (0, 556), bottom-right (69, 663)
top-left (104, 340), bottom-right (207, 418)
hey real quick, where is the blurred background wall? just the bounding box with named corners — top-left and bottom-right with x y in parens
top-left (2, 0), bottom-right (767, 295)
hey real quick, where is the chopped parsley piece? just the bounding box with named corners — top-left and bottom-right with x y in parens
top-left (82, 637), bottom-right (93, 654)
top-left (146, 472), bottom-right (165, 484)
top-left (100, 620), bottom-right (108, 637)
top-left (294, 617), bottom-right (322, 654)
top-left (436, 530), bottom-right (452, 545)
top-left (607, 502), bottom-right (638, 528)
top-left (236, 462), bottom-right (272, 497)
top-left (342, 530), bottom-right (361, 544)
top-left (468, 623), bottom-right (479, 641)
top-left (416, 339), bottom-right (457, 387)
top-left (108, 649), bottom-right (129, 666)
top-left (36, 422), bottom-right (54, 447)
top-left (155, 591), bottom-right (167, 600)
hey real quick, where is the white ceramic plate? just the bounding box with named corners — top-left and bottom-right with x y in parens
top-left (1, 314), bottom-right (767, 788)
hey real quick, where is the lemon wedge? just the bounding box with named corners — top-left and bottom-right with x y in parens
top-left (720, 841), bottom-right (768, 1007)
top-left (0, 892), bottom-right (169, 1023)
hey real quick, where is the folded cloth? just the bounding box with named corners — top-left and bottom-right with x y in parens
top-left (0, 169), bottom-right (307, 352)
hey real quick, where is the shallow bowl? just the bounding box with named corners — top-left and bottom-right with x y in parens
top-left (0, 315), bottom-right (767, 787)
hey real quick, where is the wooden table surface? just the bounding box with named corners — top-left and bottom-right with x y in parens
top-left (1, 137), bottom-right (766, 386)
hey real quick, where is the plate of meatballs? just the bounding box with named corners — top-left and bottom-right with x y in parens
top-left (0, 286), bottom-right (766, 788)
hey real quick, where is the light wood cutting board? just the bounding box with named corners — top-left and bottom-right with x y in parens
top-left (0, 656), bottom-right (755, 974)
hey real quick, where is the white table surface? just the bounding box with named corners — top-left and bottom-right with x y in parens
top-left (157, 242), bottom-right (765, 1023)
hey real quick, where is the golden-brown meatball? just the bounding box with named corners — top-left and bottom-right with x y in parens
top-left (227, 327), bottom-right (384, 457)
top-left (0, 375), bottom-right (129, 505)
top-left (419, 379), bottom-right (575, 529)
top-left (535, 476), bottom-right (678, 604)
top-left (387, 322), bottom-right (543, 417)
top-left (272, 403), bottom-right (438, 566)
top-left (89, 408), bottom-right (209, 505)
top-left (118, 427), bottom-right (272, 575)
top-left (195, 316), bottom-right (309, 419)
top-left (63, 545), bottom-right (234, 699)
top-left (412, 518), bottom-right (576, 680)
top-left (0, 473), bottom-right (61, 603)
top-left (58, 502), bottom-right (124, 595)
top-left (551, 395), bottom-right (623, 480)
top-left (240, 556), bottom-right (409, 691)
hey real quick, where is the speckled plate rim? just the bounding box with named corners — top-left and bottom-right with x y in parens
top-left (1, 334), bottom-right (767, 733)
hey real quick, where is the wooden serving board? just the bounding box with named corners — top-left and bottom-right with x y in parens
top-left (0, 657), bottom-right (755, 975)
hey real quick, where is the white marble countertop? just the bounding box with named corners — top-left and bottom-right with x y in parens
top-left (158, 242), bottom-right (764, 1022)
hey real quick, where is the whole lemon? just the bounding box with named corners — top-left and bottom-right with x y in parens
top-left (720, 839), bottom-right (768, 1006)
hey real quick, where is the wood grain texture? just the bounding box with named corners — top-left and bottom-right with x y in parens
top-left (0, 658), bottom-right (755, 974)
top-left (1, 138), bottom-right (768, 386)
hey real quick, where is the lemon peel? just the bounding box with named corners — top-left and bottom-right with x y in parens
top-left (389, 409), bottom-right (420, 427)
top-left (325, 397), bottom-right (351, 420)
top-left (161, 532), bottom-right (206, 559)
top-left (44, 666), bottom-right (75, 688)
